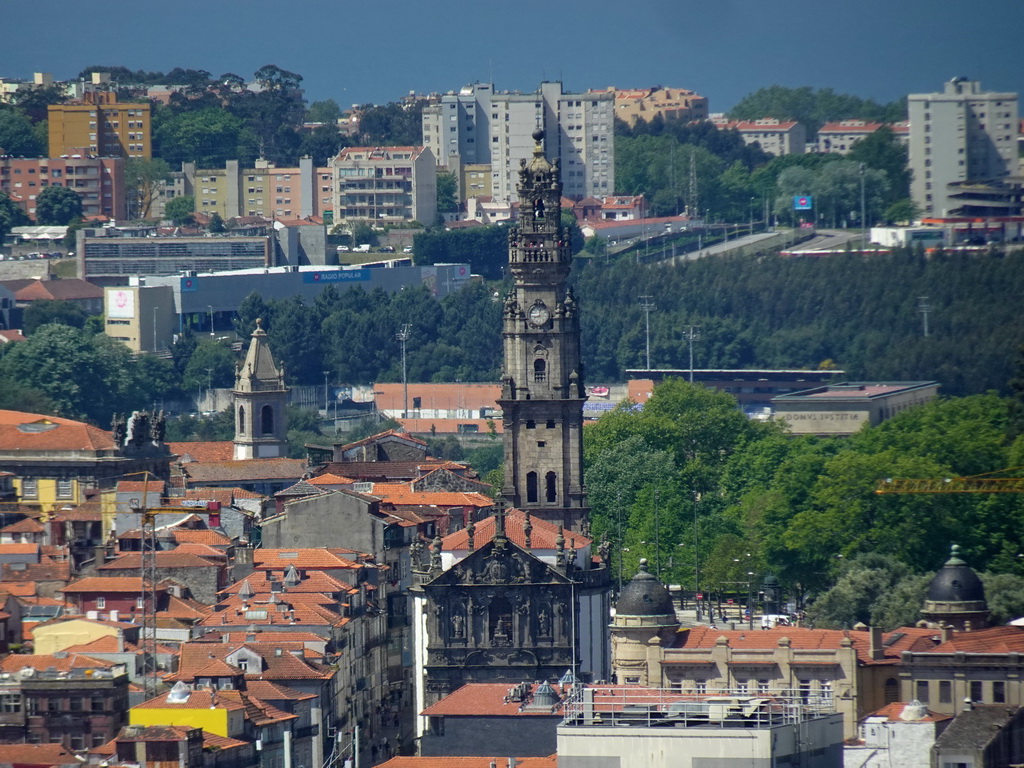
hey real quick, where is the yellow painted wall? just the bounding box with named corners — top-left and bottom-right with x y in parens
top-left (130, 707), bottom-right (229, 737)
top-left (33, 619), bottom-right (117, 655)
top-left (13, 477), bottom-right (82, 512)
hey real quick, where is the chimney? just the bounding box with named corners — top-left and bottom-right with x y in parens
top-left (869, 627), bottom-right (884, 661)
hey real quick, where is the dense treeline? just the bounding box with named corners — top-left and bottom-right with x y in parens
top-left (584, 379), bottom-right (1024, 628)
top-left (573, 248), bottom-right (1024, 397)
top-left (728, 85), bottom-right (907, 135)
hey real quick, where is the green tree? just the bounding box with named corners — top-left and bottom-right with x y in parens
top-left (0, 106), bottom-right (44, 157)
top-left (883, 199), bottom-right (918, 225)
top-left (164, 195), bottom-right (195, 225)
top-left (806, 553), bottom-right (914, 629)
top-left (437, 171), bottom-right (458, 215)
top-left (0, 192), bottom-right (30, 242)
top-left (235, 292), bottom-right (272, 338)
top-left (34, 185), bottom-right (83, 225)
top-left (0, 374), bottom-right (55, 414)
top-left (154, 107), bottom-right (247, 166)
top-left (286, 404), bottom-right (324, 459)
top-left (848, 126), bottom-right (911, 201)
top-left (182, 339), bottom-right (236, 393)
top-left (124, 157), bottom-right (171, 220)
top-left (22, 300), bottom-right (87, 334)
top-left (299, 125), bottom-right (343, 166)
top-left (0, 325), bottom-right (136, 424)
top-left (209, 212), bottom-right (226, 233)
top-left (306, 99), bottom-right (342, 124)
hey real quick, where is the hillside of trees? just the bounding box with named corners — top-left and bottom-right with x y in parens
top-left (584, 378), bottom-right (1024, 629)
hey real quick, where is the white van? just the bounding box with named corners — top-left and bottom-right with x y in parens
top-left (354, 244), bottom-right (371, 253)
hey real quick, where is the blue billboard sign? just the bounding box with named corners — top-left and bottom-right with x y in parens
top-left (793, 195), bottom-right (813, 211)
top-left (302, 269), bottom-right (370, 284)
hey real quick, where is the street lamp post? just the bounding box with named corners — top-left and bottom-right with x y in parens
top-left (152, 306), bottom-right (159, 353)
top-left (208, 305), bottom-right (214, 337)
top-left (396, 325), bottom-right (410, 418)
top-left (639, 296), bottom-right (655, 370)
top-left (859, 162), bottom-right (867, 239)
top-left (748, 572), bottom-right (755, 630)
top-left (323, 371), bottom-right (330, 413)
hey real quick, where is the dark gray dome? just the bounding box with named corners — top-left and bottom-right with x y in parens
top-left (616, 559), bottom-right (675, 617)
top-left (926, 545), bottom-right (985, 603)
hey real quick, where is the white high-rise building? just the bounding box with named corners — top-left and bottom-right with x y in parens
top-left (908, 78), bottom-right (1018, 217)
top-left (422, 81), bottom-right (614, 203)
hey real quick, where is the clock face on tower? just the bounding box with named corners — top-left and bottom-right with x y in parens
top-left (528, 303), bottom-right (550, 327)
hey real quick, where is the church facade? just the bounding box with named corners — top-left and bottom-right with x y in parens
top-left (411, 131), bottom-right (611, 733)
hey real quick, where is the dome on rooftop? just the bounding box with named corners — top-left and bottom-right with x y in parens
top-left (615, 559), bottom-right (675, 618)
top-left (926, 545), bottom-right (985, 603)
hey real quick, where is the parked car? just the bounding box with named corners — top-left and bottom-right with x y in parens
top-left (354, 244), bottom-right (371, 253)
top-left (336, 245), bottom-right (351, 252)
top-left (402, 246), bottom-right (413, 254)
top-left (380, 245), bottom-right (395, 253)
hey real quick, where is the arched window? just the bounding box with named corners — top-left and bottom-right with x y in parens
top-left (546, 472), bottom-right (557, 503)
top-left (526, 472), bottom-right (538, 503)
top-left (533, 358), bottom-right (546, 383)
top-left (884, 678), bottom-right (898, 704)
top-left (238, 406), bottom-right (245, 435)
top-left (261, 405), bottom-right (274, 435)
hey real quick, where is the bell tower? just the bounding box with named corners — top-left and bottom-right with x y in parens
top-left (497, 129), bottom-right (588, 532)
top-left (233, 319), bottom-right (289, 460)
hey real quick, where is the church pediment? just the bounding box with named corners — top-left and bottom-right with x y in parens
top-left (425, 538), bottom-right (570, 588)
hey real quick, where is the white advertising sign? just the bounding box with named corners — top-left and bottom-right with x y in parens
top-left (108, 290), bottom-right (135, 319)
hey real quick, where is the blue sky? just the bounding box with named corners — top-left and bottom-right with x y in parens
top-left (3, 0), bottom-right (1020, 112)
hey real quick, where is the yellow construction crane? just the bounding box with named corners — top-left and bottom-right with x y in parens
top-left (875, 467), bottom-right (1024, 494)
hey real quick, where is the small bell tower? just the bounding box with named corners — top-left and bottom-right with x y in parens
top-left (233, 319), bottom-right (289, 460)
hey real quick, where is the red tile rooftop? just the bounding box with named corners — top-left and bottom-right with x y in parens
top-left (421, 682), bottom-right (565, 717)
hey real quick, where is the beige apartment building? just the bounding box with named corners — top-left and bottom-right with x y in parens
top-left (48, 92), bottom-right (151, 159)
top-left (604, 86), bottom-right (709, 127)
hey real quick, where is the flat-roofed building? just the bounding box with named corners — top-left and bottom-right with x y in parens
top-left (771, 381), bottom-right (939, 435)
top-left (0, 155), bottom-right (125, 221)
top-left (908, 78), bottom-right (1018, 217)
top-left (48, 92), bottom-right (151, 159)
top-left (331, 146), bottom-right (436, 225)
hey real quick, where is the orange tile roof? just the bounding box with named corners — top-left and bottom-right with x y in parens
top-left (199, 631), bottom-right (328, 646)
top-left (201, 732), bottom-right (250, 751)
top-left (132, 688), bottom-right (247, 711)
top-left (340, 428), bottom-right (427, 452)
top-left (865, 701), bottom-right (952, 722)
top-left (61, 576), bottom-right (167, 593)
top-left (0, 652), bottom-right (115, 672)
top-left (218, 571), bottom-right (353, 596)
top-left (245, 679), bottom-right (316, 701)
top-left (0, 518), bottom-right (45, 534)
top-left (397, 418), bottom-right (504, 434)
top-left (0, 542), bottom-right (40, 555)
top-left (253, 549), bottom-right (360, 571)
top-left (0, 411), bottom-right (115, 451)
top-left (672, 625), bottom-right (938, 665)
top-left (0, 743), bottom-right (78, 766)
top-left (0, 582), bottom-right (39, 596)
top-left (198, 603), bottom-right (347, 630)
top-left (172, 542), bottom-right (228, 558)
top-left (923, 625), bottom-right (1024, 654)
top-left (174, 641), bottom-right (333, 682)
top-left (117, 480), bottom-right (167, 493)
top-left (371, 484), bottom-right (493, 509)
top-left (14, 279), bottom-right (103, 302)
top-left (62, 636), bottom-right (133, 654)
top-left (167, 441), bottom-right (235, 462)
top-left (421, 683), bottom-right (565, 717)
top-left (372, 384), bottom-right (501, 413)
top-left (98, 552), bottom-right (220, 570)
top-left (443, 508), bottom-right (590, 551)
top-left (306, 473), bottom-right (356, 485)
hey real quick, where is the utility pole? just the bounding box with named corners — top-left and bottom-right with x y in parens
top-left (859, 162), bottom-right (867, 237)
top-left (684, 325), bottom-right (700, 382)
top-left (396, 324), bottom-right (411, 417)
top-left (918, 296), bottom-right (931, 337)
top-left (639, 296), bottom-right (655, 370)
top-left (323, 370), bottom-right (330, 413)
top-left (687, 150), bottom-right (698, 219)
top-left (152, 306), bottom-right (159, 353)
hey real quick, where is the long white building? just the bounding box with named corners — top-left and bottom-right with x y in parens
top-left (422, 81), bottom-right (614, 203)
top-left (908, 78), bottom-right (1018, 217)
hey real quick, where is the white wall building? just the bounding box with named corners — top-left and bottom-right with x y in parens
top-left (330, 145), bottom-right (436, 226)
top-left (908, 78), bottom-right (1018, 217)
top-left (423, 81), bottom-right (614, 203)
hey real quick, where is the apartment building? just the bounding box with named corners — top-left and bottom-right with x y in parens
top-left (0, 154), bottom-right (125, 221)
top-left (711, 116), bottom-right (806, 156)
top-left (908, 78), bottom-right (1019, 217)
top-left (602, 86), bottom-right (709, 127)
top-left (330, 145), bottom-right (436, 225)
top-left (175, 157), bottom-right (331, 220)
top-left (47, 92), bottom-right (151, 159)
top-left (422, 81), bottom-right (614, 203)
top-left (815, 120), bottom-right (910, 154)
